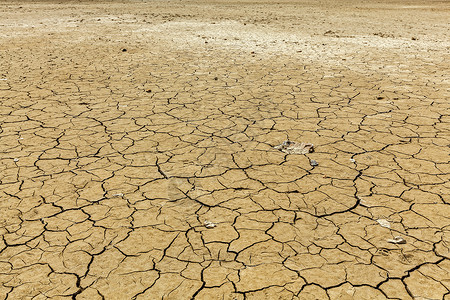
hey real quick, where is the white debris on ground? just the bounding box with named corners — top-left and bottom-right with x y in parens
top-left (204, 221), bottom-right (217, 228)
top-left (377, 219), bottom-right (391, 228)
top-left (274, 141), bottom-right (314, 154)
top-left (387, 236), bottom-right (406, 244)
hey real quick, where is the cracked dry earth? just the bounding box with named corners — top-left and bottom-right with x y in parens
top-left (0, 0), bottom-right (449, 299)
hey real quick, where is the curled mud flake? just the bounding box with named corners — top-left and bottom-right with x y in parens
top-left (310, 159), bottom-right (319, 167)
top-left (204, 221), bottom-right (217, 229)
top-left (377, 219), bottom-right (391, 228)
top-left (387, 236), bottom-right (406, 244)
top-left (274, 140), bottom-right (314, 154)
top-left (13, 158), bottom-right (19, 162)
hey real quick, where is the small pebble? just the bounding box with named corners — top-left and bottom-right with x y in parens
top-left (377, 219), bottom-right (391, 228)
top-left (350, 158), bottom-right (356, 163)
top-left (387, 236), bottom-right (406, 244)
top-left (113, 193), bottom-right (124, 197)
top-left (310, 159), bottom-right (318, 167)
top-left (13, 158), bottom-right (19, 162)
top-left (204, 221), bottom-right (216, 229)
top-left (121, 48), bottom-right (127, 52)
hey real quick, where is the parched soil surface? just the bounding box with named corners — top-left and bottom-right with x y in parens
top-left (0, 0), bottom-right (449, 299)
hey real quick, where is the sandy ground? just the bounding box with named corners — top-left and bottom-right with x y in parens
top-left (0, 0), bottom-right (449, 299)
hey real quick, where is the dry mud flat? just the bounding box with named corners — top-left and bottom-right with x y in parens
top-left (0, 0), bottom-right (449, 299)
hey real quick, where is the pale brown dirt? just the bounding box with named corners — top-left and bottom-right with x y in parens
top-left (0, 0), bottom-right (449, 299)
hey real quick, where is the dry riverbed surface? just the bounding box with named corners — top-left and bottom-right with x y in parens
top-left (0, 0), bottom-right (449, 299)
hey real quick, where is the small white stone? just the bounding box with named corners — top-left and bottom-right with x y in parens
top-left (387, 236), bottom-right (406, 244)
top-left (113, 193), bottom-right (124, 197)
top-left (358, 197), bottom-right (369, 207)
top-left (13, 158), bottom-right (19, 162)
top-left (204, 221), bottom-right (216, 228)
top-left (350, 158), bottom-right (356, 163)
top-left (377, 219), bottom-right (391, 228)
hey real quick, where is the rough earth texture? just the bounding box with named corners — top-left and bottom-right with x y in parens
top-left (0, 0), bottom-right (449, 299)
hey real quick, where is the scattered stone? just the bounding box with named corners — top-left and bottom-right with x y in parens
top-left (274, 141), bottom-right (314, 154)
top-left (310, 159), bottom-right (318, 167)
top-left (411, 37), bottom-right (417, 40)
top-left (377, 219), bottom-right (391, 228)
top-left (204, 221), bottom-right (216, 229)
top-left (13, 158), bottom-right (19, 162)
top-left (358, 198), bottom-right (369, 207)
top-left (214, 77), bottom-right (218, 80)
top-left (373, 32), bottom-right (395, 38)
top-left (387, 236), bottom-right (406, 244)
top-left (0, 78), bottom-right (7, 81)
top-left (146, 89), bottom-right (152, 93)
top-left (377, 96), bottom-right (384, 100)
top-left (113, 193), bottom-right (124, 197)
top-left (324, 30), bottom-right (337, 36)
top-left (350, 158), bottom-right (356, 163)
top-left (121, 48), bottom-right (127, 52)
